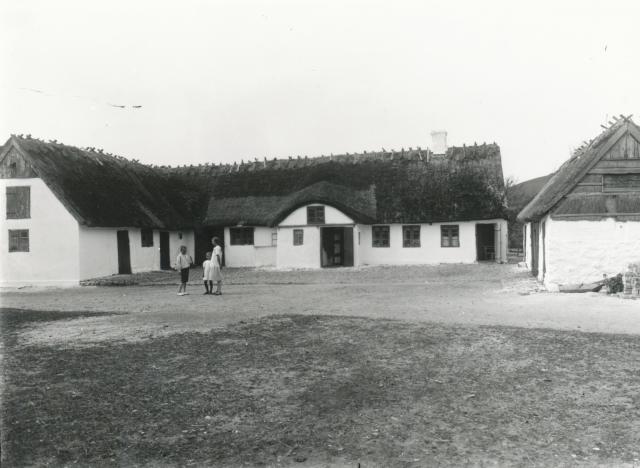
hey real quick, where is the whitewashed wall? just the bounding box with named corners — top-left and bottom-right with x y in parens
top-left (0, 178), bottom-right (80, 286)
top-left (78, 228), bottom-right (193, 279)
top-left (279, 204), bottom-right (354, 226)
top-left (224, 226), bottom-right (276, 267)
top-left (543, 216), bottom-right (640, 287)
top-left (523, 222), bottom-right (532, 268)
top-left (358, 219), bottom-right (507, 265)
top-left (276, 226), bottom-right (323, 269)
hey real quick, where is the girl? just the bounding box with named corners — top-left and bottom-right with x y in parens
top-left (211, 237), bottom-right (223, 295)
top-left (202, 251), bottom-right (214, 294)
top-left (175, 245), bottom-right (193, 296)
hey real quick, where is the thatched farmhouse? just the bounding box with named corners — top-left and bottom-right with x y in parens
top-left (0, 136), bottom-right (197, 286)
top-left (518, 116), bottom-right (640, 289)
top-left (1, 132), bottom-right (508, 286)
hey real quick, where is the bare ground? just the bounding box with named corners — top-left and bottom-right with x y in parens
top-left (0, 264), bottom-right (638, 348)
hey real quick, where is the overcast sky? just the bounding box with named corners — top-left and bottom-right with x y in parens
top-left (1, 0), bottom-right (639, 182)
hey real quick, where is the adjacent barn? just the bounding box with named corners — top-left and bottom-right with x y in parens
top-left (1, 132), bottom-right (509, 286)
top-left (518, 117), bottom-right (640, 289)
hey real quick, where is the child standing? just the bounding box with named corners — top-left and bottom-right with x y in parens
top-left (202, 251), bottom-right (214, 294)
top-left (175, 245), bottom-right (193, 296)
top-left (211, 237), bottom-right (223, 295)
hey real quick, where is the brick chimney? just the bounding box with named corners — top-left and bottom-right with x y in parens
top-left (430, 130), bottom-right (448, 155)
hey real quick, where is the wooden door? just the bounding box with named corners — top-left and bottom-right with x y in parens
top-left (160, 232), bottom-right (170, 270)
top-left (117, 230), bottom-right (132, 274)
top-left (530, 222), bottom-right (539, 277)
top-left (343, 228), bottom-right (354, 267)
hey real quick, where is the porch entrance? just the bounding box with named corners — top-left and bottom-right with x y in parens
top-left (321, 227), bottom-right (354, 267)
top-left (195, 227), bottom-right (225, 266)
top-left (476, 223), bottom-right (496, 261)
top-left (116, 230), bottom-right (132, 274)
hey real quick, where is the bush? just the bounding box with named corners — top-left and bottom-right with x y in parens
top-left (605, 274), bottom-right (624, 294)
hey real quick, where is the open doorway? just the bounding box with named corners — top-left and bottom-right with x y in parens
top-left (475, 224), bottom-right (496, 261)
top-left (321, 227), bottom-right (354, 267)
top-left (117, 230), bottom-right (132, 274)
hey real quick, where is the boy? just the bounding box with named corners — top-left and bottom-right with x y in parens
top-left (175, 245), bottom-right (193, 296)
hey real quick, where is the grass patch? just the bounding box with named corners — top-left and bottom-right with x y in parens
top-left (3, 313), bottom-right (640, 466)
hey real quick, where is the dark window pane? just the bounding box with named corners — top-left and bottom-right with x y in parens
top-left (8, 229), bottom-right (29, 252)
top-left (141, 228), bottom-right (154, 247)
top-left (307, 206), bottom-right (325, 224)
top-left (293, 229), bottom-right (304, 245)
top-left (403, 225), bottom-right (420, 247)
top-left (230, 227), bottom-right (254, 245)
top-left (441, 225), bottom-right (460, 248)
top-left (6, 186), bottom-right (30, 219)
top-left (372, 225), bottom-right (390, 247)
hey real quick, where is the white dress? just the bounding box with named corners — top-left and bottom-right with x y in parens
top-left (211, 245), bottom-right (223, 282)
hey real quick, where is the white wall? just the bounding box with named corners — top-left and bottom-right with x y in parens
top-left (543, 216), bottom-right (640, 287)
top-left (78, 228), bottom-right (194, 280)
top-left (358, 220), bottom-right (508, 266)
top-left (0, 178), bottom-right (80, 286)
top-left (224, 226), bottom-right (276, 267)
top-left (276, 226), bottom-right (322, 269)
top-left (279, 204), bottom-right (354, 226)
top-left (524, 222), bottom-right (532, 268)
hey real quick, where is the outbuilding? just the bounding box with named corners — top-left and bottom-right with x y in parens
top-left (518, 116), bottom-right (640, 289)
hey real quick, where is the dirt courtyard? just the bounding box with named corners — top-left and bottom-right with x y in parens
top-left (1, 263), bottom-right (639, 347)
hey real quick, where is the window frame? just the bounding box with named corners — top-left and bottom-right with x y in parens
top-left (141, 228), bottom-right (154, 247)
top-left (441, 225), bottom-right (460, 248)
top-left (293, 229), bottom-right (304, 246)
top-left (271, 231), bottom-right (278, 246)
top-left (229, 227), bottom-right (255, 245)
top-left (372, 225), bottom-right (390, 248)
top-left (8, 229), bottom-right (29, 252)
top-left (6, 186), bottom-right (31, 219)
top-left (307, 205), bottom-right (325, 225)
top-left (402, 225), bottom-right (421, 248)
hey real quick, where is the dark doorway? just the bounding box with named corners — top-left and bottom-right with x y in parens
top-left (530, 221), bottom-right (540, 277)
top-left (160, 231), bottom-right (170, 270)
top-left (117, 230), bottom-right (131, 274)
top-left (321, 227), bottom-right (354, 267)
top-left (195, 227), bottom-right (225, 266)
top-left (476, 224), bottom-right (496, 261)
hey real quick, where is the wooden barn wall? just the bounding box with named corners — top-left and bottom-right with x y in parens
top-left (552, 131), bottom-right (640, 219)
top-left (0, 147), bottom-right (37, 178)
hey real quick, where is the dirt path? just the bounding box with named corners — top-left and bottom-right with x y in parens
top-left (1, 264), bottom-right (638, 347)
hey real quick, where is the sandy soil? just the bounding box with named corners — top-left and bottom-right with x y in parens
top-left (1, 264), bottom-right (638, 347)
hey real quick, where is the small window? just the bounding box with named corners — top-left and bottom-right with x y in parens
top-left (141, 228), bottom-right (154, 247)
top-left (307, 206), bottom-right (325, 224)
top-left (372, 225), bottom-right (390, 247)
top-left (6, 186), bottom-right (30, 219)
top-left (271, 231), bottom-right (278, 246)
top-left (293, 229), bottom-right (304, 245)
top-left (230, 227), bottom-right (254, 245)
top-left (8, 229), bottom-right (29, 252)
top-left (403, 225), bottom-right (421, 247)
top-left (441, 225), bottom-right (460, 247)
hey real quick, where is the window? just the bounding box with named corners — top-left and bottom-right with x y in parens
top-left (230, 227), bottom-right (254, 245)
top-left (293, 229), bottom-right (304, 245)
top-left (8, 229), bottom-right (29, 252)
top-left (141, 228), bottom-right (154, 247)
top-left (307, 206), bottom-right (325, 224)
top-left (441, 225), bottom-right (460, 247)
top-left (403, 225), bottom-right (420, 247)
top-left (372, 225), bottom-right (390, 247)
top-left (271, 231), bottom-right (278, 246)
top-left (6, 186), bottom-right (30, 219)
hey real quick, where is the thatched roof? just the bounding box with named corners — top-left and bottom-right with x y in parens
top-left (517, 118), bottom-right (640, 222)
top-left (507, 173), bottom-right (554, 213)
top-left (1, 135), bottom-right (506, 228)
top-left (205, 181), bottom-right (377, 226)
top-left (203, 143), bottom-right (506, 226)
top-left (1, 136), bottom-right (196, 229)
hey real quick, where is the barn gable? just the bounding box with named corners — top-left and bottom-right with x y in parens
top-left (518, 117), bottom-right (640, 222)
top-left (0, 145), bottom-right (38, 178)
